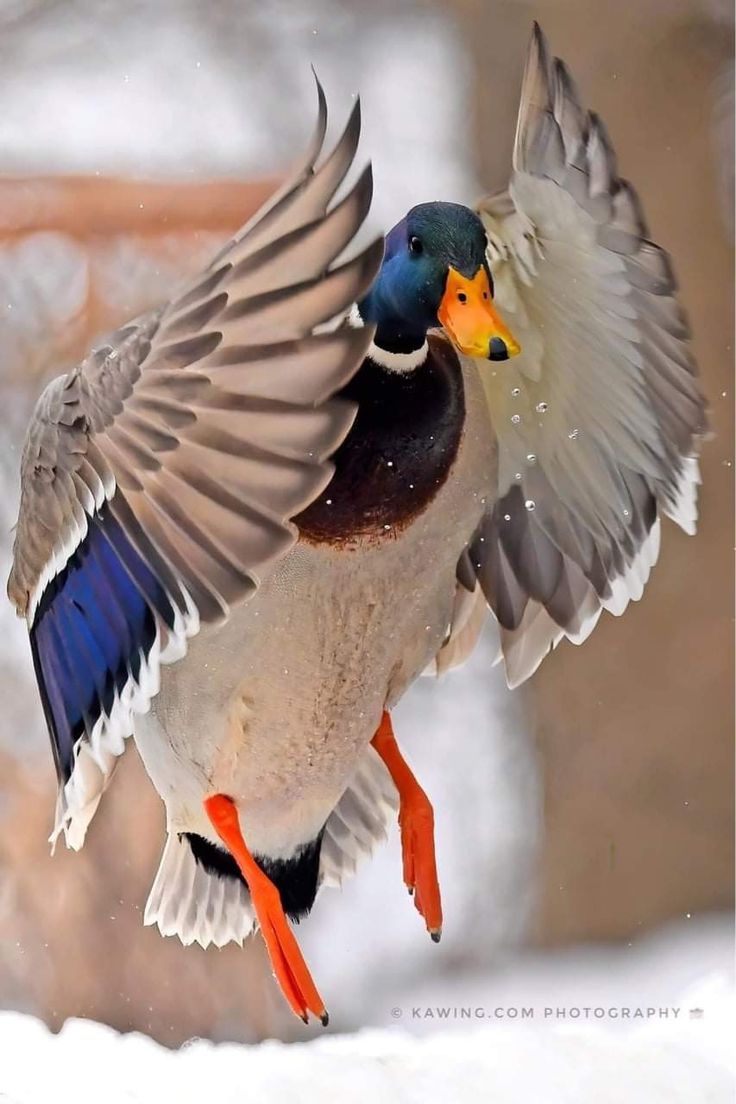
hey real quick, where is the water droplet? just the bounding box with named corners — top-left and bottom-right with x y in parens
top-left (525, 499), bottom-right (536, 511)
top-left (536, 401), bottom-right (548, 413)
top-left (623, 508), bottom-right (630, 518)
top-left (514, 472), bottom-right (522, 481)
top-left (503, 514), bottom-right (511, 522)
top-left (386, 460), bottom-right (394, 467)
top-left (568, 428), bottom-right (579, 440)
top-left (511, 414), bottom-right (521, 425)
top-left (511, 387), bottom-right (521, 397)
top-left (526, 453), bottom-right (537, 465)
top-left (383, 523), bottom-right (391, 530)
top-left (325, 498), bottom-right (332, 505)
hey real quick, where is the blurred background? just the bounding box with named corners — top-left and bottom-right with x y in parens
top-left (0, 0), bottom-right (732, 1046)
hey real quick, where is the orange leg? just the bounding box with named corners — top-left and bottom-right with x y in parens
top-left (371, 711), bottom-right (443, 941)
top-left (204, 794), bottom-right (328, 1026)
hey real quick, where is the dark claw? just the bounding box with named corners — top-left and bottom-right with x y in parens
top-left (320, 1011), bottom-right (330, 1027)
top-left (430, 930), bottom-right (442, 944)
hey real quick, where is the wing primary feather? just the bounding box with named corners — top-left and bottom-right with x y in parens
top-left (469, 22), bottom-right (707, 686)
top-left (10, 81), bottom-right (377, 843)
top-left (513, 21), bottom-right (553, 172)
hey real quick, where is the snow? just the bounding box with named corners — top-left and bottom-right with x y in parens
top-left (1, 917), bottom-right (733, 1103)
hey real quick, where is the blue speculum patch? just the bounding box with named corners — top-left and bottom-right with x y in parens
top-left (30, 503), bottom-right (175, 782)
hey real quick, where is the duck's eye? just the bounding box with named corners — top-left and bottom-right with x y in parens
top-left (408, 236), bottom-right (423, 255)
top-left (458, 291), bottom-right (467, 303)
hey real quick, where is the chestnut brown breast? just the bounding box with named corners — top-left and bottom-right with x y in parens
top-left (296, 334), bottom-right (465, 544)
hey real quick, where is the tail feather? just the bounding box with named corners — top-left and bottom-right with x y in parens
top-left (319, 744), bottom-right (398, 889)
top-left (144, 832), bottom-right (255, 948)
top-left (145, 745), bottom-right (398, 947)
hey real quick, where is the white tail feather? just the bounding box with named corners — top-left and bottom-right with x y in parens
top-left (144, 833), bottom-right (255, 949)
top-left (145, 746), bottom-right (399, 948)
top-left (319, 745), bottom-right (398, 889)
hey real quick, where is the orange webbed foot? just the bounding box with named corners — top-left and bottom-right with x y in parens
top-left (204, 794), bottom-right (328, 1026)
top-left (399, 782), bottom-right (443, 940)
top-left (371, 712), bottom-right (443, 941)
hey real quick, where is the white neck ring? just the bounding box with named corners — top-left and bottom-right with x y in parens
top-left (347, 304), bottom-right (428, 374)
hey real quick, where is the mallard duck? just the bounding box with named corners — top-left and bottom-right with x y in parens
top-left (8, 25), bottom-right (706, 1025)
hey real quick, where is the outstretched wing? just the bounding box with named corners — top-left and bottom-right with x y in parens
top-left (8, 86), bottom-right (382, 846)
top-left (463, 24), bottom-right (707, 688)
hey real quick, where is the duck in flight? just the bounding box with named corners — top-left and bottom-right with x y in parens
top-left (8, 25), bottom-right (706, 1025)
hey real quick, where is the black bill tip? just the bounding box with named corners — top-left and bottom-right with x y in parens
top-left (488, 337), bottom-right (510, 361)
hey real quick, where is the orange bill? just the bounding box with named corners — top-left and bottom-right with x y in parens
top-left (438, 265), bottom-right (520, 361)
